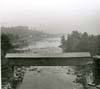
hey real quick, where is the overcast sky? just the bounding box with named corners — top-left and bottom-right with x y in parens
top-left (0, 0), bottom-right (100, 34)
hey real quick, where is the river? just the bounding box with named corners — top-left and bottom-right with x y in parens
top-left (16, 37), bottom-right (63, 54)
top-left (17, 66), bottom-right (83, 89)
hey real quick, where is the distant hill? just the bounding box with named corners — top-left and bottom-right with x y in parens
top-left (1, 26), bottom-right (60, 48)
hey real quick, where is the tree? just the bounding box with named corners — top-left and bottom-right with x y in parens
top-left (62, 31), bottom-right (81, 52)
top-left (1, 33), bottom-right (14, 84)
top-left (88, 35), bottom-right (98, 55)
top-left (70, 31), bottom-right (81, 51)
top-left (64, 34), bottom-right (73, 52)
top-left (61, 35), bottom-right (66, 46)
top-left (96, 35), bottom-right (100, 55)
top-left (1, 34), bottom-right (13, 57)
top-left (60, 35), bottom-right (66, 50)
top-left (77, 32), bottom-right (89, 52)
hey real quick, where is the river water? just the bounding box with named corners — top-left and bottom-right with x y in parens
top-left (18, 37), bottom-right (63, 54)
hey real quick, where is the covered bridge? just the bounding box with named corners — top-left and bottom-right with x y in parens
top-left (5, 52), bottom-right (92, 66)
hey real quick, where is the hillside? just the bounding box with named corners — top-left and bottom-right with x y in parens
top-left (1, 26), bottom-right (60, 48)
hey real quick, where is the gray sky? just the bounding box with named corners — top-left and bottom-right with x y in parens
top-left (0, 0), bottom-right (100, 34)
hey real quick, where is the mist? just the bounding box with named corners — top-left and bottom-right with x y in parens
top-left (0, 0), bottom-right (100, 34)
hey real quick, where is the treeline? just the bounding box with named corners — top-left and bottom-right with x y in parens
top-left (60, 31), bottom-right (100, 55)
top-left (1, 26), bottom-right (44, 42)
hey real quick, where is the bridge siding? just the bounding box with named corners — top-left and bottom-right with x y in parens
top-left (8, 57), bottom-right (92, 66)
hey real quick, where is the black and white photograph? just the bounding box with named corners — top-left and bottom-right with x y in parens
top-left (0, 0), bottom-right (100, 89)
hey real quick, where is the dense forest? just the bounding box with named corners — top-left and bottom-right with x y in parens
top-left (60, 31), bottom-right (100, 55)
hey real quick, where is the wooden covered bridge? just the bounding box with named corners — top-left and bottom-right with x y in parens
top-left (5, 52), bottom-right (100, 86)
top-left (6, 52), bottom-right (92, 66)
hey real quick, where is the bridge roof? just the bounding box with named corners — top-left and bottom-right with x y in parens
top-left (6, 52), bottom-right (91, 58)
